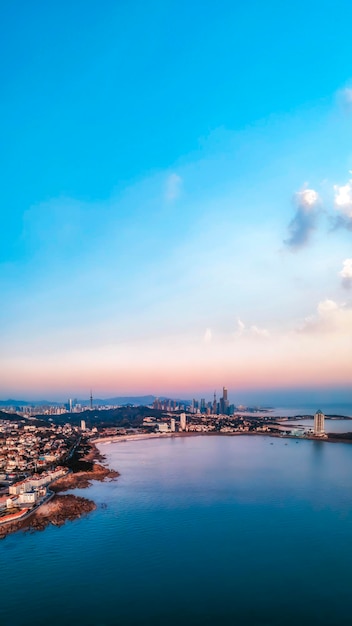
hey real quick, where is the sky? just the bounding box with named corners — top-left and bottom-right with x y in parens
top-left (1, 0), bottom-right (352, 404)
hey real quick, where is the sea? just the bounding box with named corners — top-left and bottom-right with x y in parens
top-left (2, 431), bottom-right (352, 626)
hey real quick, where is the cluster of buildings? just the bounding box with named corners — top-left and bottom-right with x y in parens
top-left (152, 388), bottom-right (235, 416)
top-left (0, 415), bottom-right (92, 526)
top-left (73, 394), bottom-right (328, 441)
top-left (141, 408), bottom-right (327, 438)
top-left (1, 393), bottom-right (94, 418)
top-left (2, 387), bottom-right (249, 419)
top-left (0, 466), bottom-right (67, 525)
top-left (0, 420), bottom-right (79, 477)
top-left (142, 414), bottom-right (185, 433)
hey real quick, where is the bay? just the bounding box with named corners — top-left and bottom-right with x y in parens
top-left (1, 435), bottom-right (352, 626)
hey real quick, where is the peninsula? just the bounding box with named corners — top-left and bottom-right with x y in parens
top-left (0, 435), bottom-right (118, 539)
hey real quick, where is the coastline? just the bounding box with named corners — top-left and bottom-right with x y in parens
top-left (93, 429), bottom-right (352, 446)
top-left (0, 441), bottom-right (119, 540)
top-left (2, 429), bottom-right (352, 540)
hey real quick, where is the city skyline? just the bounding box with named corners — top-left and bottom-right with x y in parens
top-left (1, 387), bottom-right (351, 410)
top-left (1, 2), bottom-right (352, 401)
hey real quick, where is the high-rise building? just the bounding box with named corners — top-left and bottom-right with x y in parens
top-left (314, 409), bottom-right (325, 436)
top-left (170, 418), bottom-right (176, 432)
top-left (220, 387), bottom-right (229, 415)
top-left (80, 420), bottom-right (86, 431)
top-left (180, 413), bottom-right (187, 431)
top-left (213, 391), bottom-right (217, 415)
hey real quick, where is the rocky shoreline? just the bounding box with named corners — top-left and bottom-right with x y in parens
top-left (0, 442), bottom-right (119, 540)
top-left (51, 461), bottom-right (119, 492)
top-left (0, 494), bottom-right (96, 539)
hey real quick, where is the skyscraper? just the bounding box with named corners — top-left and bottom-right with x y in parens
top-left (314, 409), bottom-right (325, 436)
top-left (220, 387), bottom-right (229, 415)
top-left (213, 391), bottom-right (217, 415)
top-left (180, 413), bottom-right (187, 431)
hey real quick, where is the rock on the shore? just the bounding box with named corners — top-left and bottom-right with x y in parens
top-left (33, 494), bottom-right (96, 528)
top-left (0, 495), bottom-right (96, 539)
top-left (51, 463), bottom-right (119, 492)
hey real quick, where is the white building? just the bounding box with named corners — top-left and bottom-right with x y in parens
top-left (6, 495), bottom-right (20, 509)
top-left (9, 480), bottom-right (32, 495)
top-left (180, 413), bottom-right (187, 431)
top-left (81, 420), bottom-right (86, 431)
top-left (314, 409), bottom-right (325, 436)
top-left (19, 491), bottom-right (37, 505)
top-left (170, 418), bottom-right (176, 432)
top-left (29, 475), bottom-right (49, 489)
top-left (158, 423), bottom-right (169, 433)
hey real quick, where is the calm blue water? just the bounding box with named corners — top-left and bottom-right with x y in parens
top-left (2, 435), bottom-right (352, 626)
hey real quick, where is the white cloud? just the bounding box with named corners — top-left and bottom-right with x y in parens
top-left (284, 187), bottom-right (319, 249)
top-left (250, 325), bottom-right (270, 338)
top-left (298, 188), bottom-right (319, 207)
top-left (334, 179), bottom-right (352, 219)
top-left (203, 328), bottom-right (212, 343)
top-left (342, 87), bottom-right (352, 103)
top-left (165, 173), bottom-right (182, 202)
top-left (340, 258), bottom-right (352, 288)
top-left (236, 318), bottom-right (245, 336)
top-left (298, 299), bottom-right (352, 333)
top-left (235, 318), bottom-right (269, 339)
top-left (337, 87), bottom-right (352, 113)
top-left (317, 299), bottom-right (339, 316)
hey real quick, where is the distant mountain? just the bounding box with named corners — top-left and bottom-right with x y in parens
top-left (81, 395), bottom-right (190, 406)
top-left (0, 410), bottom-right (26, 421)
top-left (77, 395), bottom-right (157, 406)
top-left (0, 399), bottom-right (60, 407)
top-left (0, 395), bottom-right (191, 407)
top-left (0, 399), bottom-right (28, 406)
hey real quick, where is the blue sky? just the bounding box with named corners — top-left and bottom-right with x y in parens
top-left (1, 1), bottom-right (352, 402)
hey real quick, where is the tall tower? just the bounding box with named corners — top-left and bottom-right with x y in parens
top-left (314, 409), bottom-right (325, 436)
top-left (213, 391), bottom-right (217, 415)
top-left (90, 390), bottom-right (93, 410)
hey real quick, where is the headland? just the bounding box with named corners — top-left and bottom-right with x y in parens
top-left (0, 441), bottom-right (119, 539)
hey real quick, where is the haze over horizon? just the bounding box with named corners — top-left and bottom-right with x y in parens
top-left (1, 1), bottom-right (352, 401)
